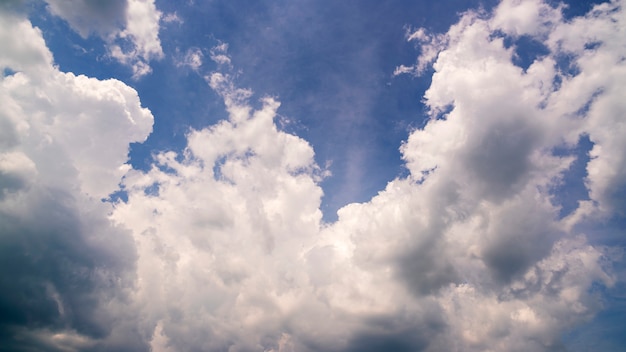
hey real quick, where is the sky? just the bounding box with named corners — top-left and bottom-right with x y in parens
top-left (0, 0), bottom-right (625, 351)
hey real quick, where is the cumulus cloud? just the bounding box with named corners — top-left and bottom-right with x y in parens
top-left (110, 1), bottom-right (623, 349)
top-left (2, 0), bottom-right (625, 351)
top-left (0, 9), bottom-right (153, 350)
top-left (44, 0), bottom-right (164, 78)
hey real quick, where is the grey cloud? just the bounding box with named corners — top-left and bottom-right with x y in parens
top-left (343, 312), bottom-right (446, 352)
top-left (460, 117), bottom-right (541, 202)
top-left (44, 0), bottom-right (128, 37)
top-left (480, 195), bottom-right (561, 283)
top-left (0, 174), bottom-right (27, 200)
top-left (0, 189), bottom-right (146, 351)
top-left (344, 332), bottom-right (426, 352)
top-left (0, 115), bottom-right (18, 149)
top-left (397, 238), bottom-right (459, 296)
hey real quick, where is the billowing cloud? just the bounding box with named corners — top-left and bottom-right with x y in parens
top-left (44, 0), bottom-right (164, 78)
top-left (1, 0), bottom-right (625, 351)
top-left (0, 9), bottom-right (153, 351)
top-left (112, 1), bottom-right (622, 348)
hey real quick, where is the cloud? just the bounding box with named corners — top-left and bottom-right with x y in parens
top-left (161, 12), bottom-right (183, 25)
top-left (111, 0), bottom-right (622, 347)
top-left (545, 0), bottom-right (626, 217)
top-left (394, 27), bottom-right (448, 76)
top-left (44, 0), bottom-right (164, 78)
top-left (2, 0), bottom-right (625, 351)
top-left (175, 47), bottom-right (203, 71)
top-left (0, 9), bottom-right (153, 351)
top-left (210, 42), bottom-right (232, 66)
top-left (43, 0), bottom-right (128, 37)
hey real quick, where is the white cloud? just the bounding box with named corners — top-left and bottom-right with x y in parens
top-left (113, 70), bottom-right (329, 350)
top-left (45, 0), bottom-right (164, 78)
top-left (492, 0), bottom-right (562, 38)
top-left (111, 1), bottom-right (624, 350)
top-left (0, 9), bottom-right (153, 350)
top-left (1, 66), bottom-right (153, 199)
top-left (0, 10), bottom-right (53, 75)
top-left (545, 0), bottom-right (626, 216)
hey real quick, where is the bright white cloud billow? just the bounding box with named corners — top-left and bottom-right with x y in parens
top-left (1, 0), bottom-right (625, 351)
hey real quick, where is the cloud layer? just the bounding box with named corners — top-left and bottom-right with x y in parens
top-left (1, 0), bottom-right (625, 351)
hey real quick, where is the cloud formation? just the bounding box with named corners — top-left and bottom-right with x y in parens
top-left (0, 9), bottom-right (153, 351)
top-left (1, 0), bottom-right (625, 351)
top-left (113, 1), bottom-right (622, 349)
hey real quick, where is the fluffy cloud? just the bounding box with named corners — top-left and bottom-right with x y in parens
top-left (44, 0), bottom-right (164, 78)
top-left (545, 0), bottom-right (626, 217)
top-left (0, 9), bottom-right (153, 351)
top-left (2, 0), bottom-right (625, 351)
top-left (112, 1), bottom-right (623, 348)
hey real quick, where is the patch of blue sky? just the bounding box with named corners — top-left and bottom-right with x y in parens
top-left (1, 67), bottom-right (17, 77)
top-left (551, 135), bottom-right (593, 219)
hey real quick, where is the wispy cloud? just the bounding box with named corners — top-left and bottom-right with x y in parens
top-left (175, 47), bottom-right (203, 71)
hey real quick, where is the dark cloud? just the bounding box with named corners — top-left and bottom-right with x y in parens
top-left (0, 188), bottom-right (145, 351)
top-left (397, 240), bottom-right (458, 296)
top-left (344, 313), bottom-right (445, 352)
top-left (460, 117), bottom-right (541, 202)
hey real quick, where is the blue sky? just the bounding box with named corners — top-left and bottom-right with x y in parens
top-left (1, 0), bottom-right (625, 351)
